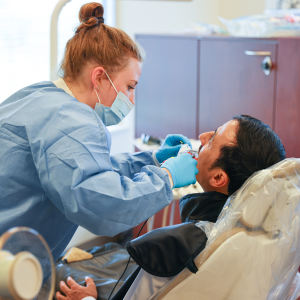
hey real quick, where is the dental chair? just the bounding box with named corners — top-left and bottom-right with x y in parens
top-left (149, 158), bottom-right (300, 300)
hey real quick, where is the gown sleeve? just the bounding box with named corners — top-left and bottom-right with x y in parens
top-left (37, 101), bottom-right (173, 237)
top-left (110, 151), bottom-right (157, 179)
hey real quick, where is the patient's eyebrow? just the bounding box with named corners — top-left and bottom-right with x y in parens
top-left (208, 129), bottom-right (217, 147)
top-left (209, 129), bottom-right (217, 143)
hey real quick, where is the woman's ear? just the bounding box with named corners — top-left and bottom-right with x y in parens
top-left (91, 67), bottom-right (105, 88)
top-left (209, 168), bottom-right (229, 190)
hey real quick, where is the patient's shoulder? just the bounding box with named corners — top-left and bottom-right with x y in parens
top-left (179, 191), bottom-right (228, 223)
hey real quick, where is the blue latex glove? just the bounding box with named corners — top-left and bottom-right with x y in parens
top-left (155, 134), bottom-right (192, 164)
top-left (161, 154), bottom-right (198, 188)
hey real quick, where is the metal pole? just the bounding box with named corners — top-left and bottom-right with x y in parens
top-left (50, 0), bottom-right (72, 81)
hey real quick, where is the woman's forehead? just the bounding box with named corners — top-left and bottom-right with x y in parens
top-left (122, 58), bottom-right (142, 78)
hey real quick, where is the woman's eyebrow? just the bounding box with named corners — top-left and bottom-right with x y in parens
top-left (130, 80), bottom-right (138, 86)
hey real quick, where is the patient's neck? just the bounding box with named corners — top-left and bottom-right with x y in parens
top-left (204, 185), bottom-right (229, 196)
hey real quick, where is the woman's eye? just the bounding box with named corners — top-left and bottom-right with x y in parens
top-left (128, 86), bottom-right (134, 91)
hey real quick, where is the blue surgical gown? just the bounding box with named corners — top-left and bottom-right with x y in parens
top-left (0, 82), bottom-right (173, 261)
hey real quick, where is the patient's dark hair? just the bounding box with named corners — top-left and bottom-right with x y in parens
top-left (211, 115), bottom-right (286, 196)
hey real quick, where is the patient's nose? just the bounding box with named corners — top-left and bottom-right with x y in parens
top-left (199, 131), bottom-right (214, 147)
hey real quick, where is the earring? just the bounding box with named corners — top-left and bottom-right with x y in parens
top-left (97, 87), bottom-right (99, 90)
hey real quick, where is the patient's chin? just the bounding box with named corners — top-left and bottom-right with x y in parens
top-left (195, 174), bottom-right (202, 187)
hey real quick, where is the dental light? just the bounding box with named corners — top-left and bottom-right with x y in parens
top-left (0, 227), bottom-right (55, 300)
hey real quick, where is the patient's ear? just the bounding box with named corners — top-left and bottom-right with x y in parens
top-left (209, 168), bottom-right (229, 191)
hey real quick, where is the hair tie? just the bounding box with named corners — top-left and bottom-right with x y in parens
top-left (83, 16), bottom-right (104, 24)
top-left (97, 17), bottom-right (104, 23)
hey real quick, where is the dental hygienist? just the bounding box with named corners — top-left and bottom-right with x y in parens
top-left (0, 2), bottom-right (198, 262)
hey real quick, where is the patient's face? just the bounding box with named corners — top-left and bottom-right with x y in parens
top-left (196, 120), bottom-right (238, 192)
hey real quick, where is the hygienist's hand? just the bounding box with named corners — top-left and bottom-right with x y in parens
top-left (155, 134), bottom-right (192, 163)
top-left (56, 276), bottom-right (98, 300)
top-left (161, 154), bottom-right (198, 188)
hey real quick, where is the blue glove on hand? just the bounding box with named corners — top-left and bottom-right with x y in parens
top-left (155, 134), bottom-right (192, 164)
top-left (161, 154), bottom-right (199, 188)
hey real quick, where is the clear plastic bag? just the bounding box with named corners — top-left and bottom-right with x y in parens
top-left (176, 22), bottom-right (228, 36)
top-left (287, 272), bottom-right (300, 300)
top-left (220, 11), bottom-right (300, 37)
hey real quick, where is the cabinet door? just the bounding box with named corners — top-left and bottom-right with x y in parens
top-left (275, 38), bottom-right (300, 158)
top-left (135, 35), bottom-right (199, 139)
top-left (199, 39), bottom-right (278, 134)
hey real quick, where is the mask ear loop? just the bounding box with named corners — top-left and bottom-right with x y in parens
top-left (94, 86), bottom-right (101, 104)
top-left (105, 71), bottom-right (118, 94)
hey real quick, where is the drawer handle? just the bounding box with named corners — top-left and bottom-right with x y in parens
top-left (245, 50), bottom-right (272, 56)
top-left (245, 50), bottom-right (273, 75)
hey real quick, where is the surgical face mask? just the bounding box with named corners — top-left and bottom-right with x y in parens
top-left (94, 71), bottom-right (134, 126)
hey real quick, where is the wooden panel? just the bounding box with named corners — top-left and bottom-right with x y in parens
top-left (133, 200), bottom-right (182, 237)
top-left (135, 35), bottom-right (199, 140)
top-left (199, 39), bottom-right (278, 133)
top-left (275, 38), bottom-right (300, 158)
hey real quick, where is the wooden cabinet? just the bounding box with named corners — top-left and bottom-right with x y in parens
top-left (135, 35), bottom-right (300, 157)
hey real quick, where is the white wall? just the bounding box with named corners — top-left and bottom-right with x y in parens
top-left (116, 0), bottom-right (266, 38)
top-left (219, 0), bottom-right (265, 20)
top-left (116, 0), bottom-right (220, 38)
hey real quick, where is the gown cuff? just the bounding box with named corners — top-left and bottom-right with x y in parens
top-left (152, 151), bottom-right (173, 188)
top-left (152, 150), bottom-right (161, 167)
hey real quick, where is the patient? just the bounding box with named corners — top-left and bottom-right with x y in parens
top-left (56, 115), bottom-right (286, 300)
